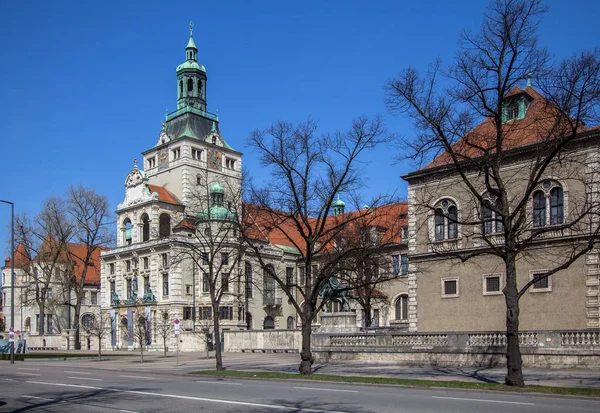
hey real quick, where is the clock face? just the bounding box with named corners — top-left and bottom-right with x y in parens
top-left (207, 149), bottom-right (222, 170)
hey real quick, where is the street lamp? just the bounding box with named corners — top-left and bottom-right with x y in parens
top-left (0, 199), bottom-right (15, 364)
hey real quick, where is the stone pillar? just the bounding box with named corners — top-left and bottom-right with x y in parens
top-left (318, 312), bottom-right (359, 333)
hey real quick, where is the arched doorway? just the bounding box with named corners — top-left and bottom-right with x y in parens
top-left (263, 316), bottom-right (275, 330)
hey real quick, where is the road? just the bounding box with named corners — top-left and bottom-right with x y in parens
top-left (0, 356), bottom-right (598, 412)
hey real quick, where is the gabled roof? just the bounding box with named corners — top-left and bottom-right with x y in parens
top-left (425, 86), bottom-right (588, 169)
top-left (2, 242), bottom-right (31, 269)
top-left (148, 184), bottom-right (181, 205)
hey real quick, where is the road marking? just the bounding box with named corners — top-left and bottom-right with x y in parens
top-left (67, 376), bottom-right (103, 381)
top-left (431, 396), bottom-right (535, 406)
top-left (16, 373), bottom-right (41, 376)
top-left (197, 380), bottom-right (242, 385)
top-left (120, 375), bottom-right (156, 380)
top-left (119, 410), bottom-right (140, 413)
top-left (18, 368), bottom-right (40, 371)
top-left (294, 386), bottom-right (358, 393)
top-left (64, 370), bottom-right (93, 375)
top-left (26, 380), bottom-right (348, 412)
top-left (22, 395), bottom-right (55, 401)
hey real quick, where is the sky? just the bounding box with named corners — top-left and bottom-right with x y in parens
top-left (1, 0), bottom-right (599, 258)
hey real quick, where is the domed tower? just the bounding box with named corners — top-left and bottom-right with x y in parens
top-left (176, 22), bottom-right (207, 111)
top-left (197, 181), bottom-right (237, 223)
top-left (332, 195), bottom-right (345, 215)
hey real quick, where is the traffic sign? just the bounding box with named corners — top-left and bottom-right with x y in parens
top-left (174, 319), bottom-right (180, 324)
top-left (8, 332), bottom-right (15, 343)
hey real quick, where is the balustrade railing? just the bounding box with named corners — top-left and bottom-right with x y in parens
top-left (392, 334), bottom-right (448, 347)
top-left (330, 335), bottom-right (376, 347)
top-left (561, 331), bottom-right (600, 346)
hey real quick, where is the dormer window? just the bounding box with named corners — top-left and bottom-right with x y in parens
top-left (502, 94), bottom-right (531, 123)
top-left (506, 101), bottom-right (519, 121)
top-left (212, 136), bottom-right (217, 145)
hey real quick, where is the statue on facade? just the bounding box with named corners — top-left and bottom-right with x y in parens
top-left (320, 277), bottom-right (353, 311)
top-left (111, 292), bottom-right (120, 306)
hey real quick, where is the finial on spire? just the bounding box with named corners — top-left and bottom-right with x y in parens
top-left (133, 158), bottom-right (138, 168)
top-left (526, 72), bottom-right (532, 87)
top-left (215, 109), bottom-right (219, 121)
top-left (211, 120), bottom-right (216, 132)
top-left (189, 21), bottom-right (194, 37)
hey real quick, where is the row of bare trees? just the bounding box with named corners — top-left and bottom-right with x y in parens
top-left (13, 185), bottom-right (112, 349)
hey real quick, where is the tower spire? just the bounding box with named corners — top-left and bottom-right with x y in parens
top-left (176, 23), bottom-right (207, 111)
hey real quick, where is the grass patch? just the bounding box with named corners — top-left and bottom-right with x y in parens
top-left (191, 370), bottom-right (600, 397)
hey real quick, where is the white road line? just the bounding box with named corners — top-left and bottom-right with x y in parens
top-left (26, 380), bottom-right (348, 413)
top-left (119, 410), bottom-right (140, 413)
top-left (22, 395), bottom-right (55, 402)
top-left (431, 396), bottom-right (535, 406)
top-left (197, 380), bottom-right (242, 385)
top-left (67, 376), bottom-right (103, 381)
top-left (64, 370), bottom-right (93, 375)
top-left (16, 373), bottom-right (41, 376)
top-left (294, 386), bottom-right (358, 393)
top-left (120, 375), bottom-right (156, 380)
top-left (18, 367), bottom-right (40, 371)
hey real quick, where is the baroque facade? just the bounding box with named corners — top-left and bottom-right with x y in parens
top-left (100, 29), bottom-right (410, 352)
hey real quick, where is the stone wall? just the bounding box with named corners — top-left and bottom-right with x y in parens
top-left (312, 330), bottom-right (600, 369)
top-left (224, 329), bottom-right (301, 353)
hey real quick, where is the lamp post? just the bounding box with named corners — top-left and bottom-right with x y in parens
top-left (0, 199), bottom-right (15, 364)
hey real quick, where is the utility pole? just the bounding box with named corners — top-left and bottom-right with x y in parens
top-left (1, 199), bottom-right (15, 364)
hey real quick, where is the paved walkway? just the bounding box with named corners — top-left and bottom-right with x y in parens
top-left (22, 350), bottom-right (600, 389)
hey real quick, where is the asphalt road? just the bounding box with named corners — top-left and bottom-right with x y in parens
top-left (0, 360), bottom-right (598, 412)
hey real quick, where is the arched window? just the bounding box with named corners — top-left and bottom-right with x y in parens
top-left (187, 78), bottom-right (193, 97)
top-left (287, 316), bottom-right (295, 330)
top-left (141, 213), bottom-right (150, 242)
top-left (159, 213), bottom-right (171, 238)
top-left (433, 199), bottom-right (458, 240)
top-left (394, 295), bottom-right (408, 321)
top-left (81, 314), bottom-right (96, 330)
top-left (550, 187), bottom-right (564, 225)
top-left (481, 194), bottom-right (503, 234)
top-left (263, 316), bottom-right (275, 330)
top-left (533, 191), bottom-right (546, 228)
top-left (124, 218), bottom-right (132, 245)
top-left (179, 80), bottom-right (183, 98)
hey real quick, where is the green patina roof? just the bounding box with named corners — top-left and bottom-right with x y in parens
top-left (177, 119), bottom-right (200, 140)
top-left (210, 181), bottom-right (224, 194)
top-left (332, 195), bottom-right (345, 207)
top-left (274, 244), bottom-right (300, 254)
top-left (177, 60), bottom-right (206, 73)
top-left (186, 36), bottom-right (197, 50)
top-left (197, 206), bottom-right (238, 223)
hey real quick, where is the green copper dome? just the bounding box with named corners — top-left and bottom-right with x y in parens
top-left (176, 60), bottom-right (206, 73)
top-left (197, 205), bottom-right (238, 222)
top-left (210, 181), bottom-right (224, 194)
top-left (332, 195), bottom-right (345, 207)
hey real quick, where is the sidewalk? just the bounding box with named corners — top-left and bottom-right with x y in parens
top-left (22, 350), bottom-right (600, 389)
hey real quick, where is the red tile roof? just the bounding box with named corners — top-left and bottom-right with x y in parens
top-left (425, 86), bottom-right (586, 169)
top-left (148, 184), bottom-right (180, 205)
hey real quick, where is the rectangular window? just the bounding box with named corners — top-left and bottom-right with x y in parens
top-left (202, 252), bottom-right (209, 265)
top-left (392, 255), bottom-right (400, 276)
top-left (91, 292), bottom-right (98, 305)
top-left (221, 252), bottom-right (229, 266)
top-left (311, 265), bottom-right (318, 279)
top-left (143, 257), bottom-right (149, 270)
top-left (144, 275), bottom-right (150, 293)
top-left (202, 273), bottom-right (210, 293)
top-left (221, 273), bottom-right (229, 292)
top-left (162, 273), bottom-right (169, 296)
top-left (183, 306), bottom-right (192, 320)
top-left (299, 267), bottom-right (306, 286)
top-left (402, 226), bottom-right (409, 240)
top-left (191, 148), bottom-right (202, 160)
top-left (110, 263), bottom-right (115, 275)
top-left (127, 279), bottom-right (132, 299)
top-left (126, 260), bottom-right (131, 272)
top-left (225, 158), bottom-right (236, 170)
top-left (161, 253), bottom-right (168, 267)
top-left (218, 306), bottom-right (233, 320)
top-left (80, 292), bottom-right (86, 305)
top-left (401, 255), bottom-right (409, 275)
top-left (36, 314), bottom-right (40, 332)
top-left (47, 315), bottom-right (53, 334)
top-left (483, 273), bottom-right (503, 296)
top-left (441, 277), bottom-right (459, 298)
top-left (172, 147), bottom-right (181, 160)
top-left (286, 267), bottom-right (294, 293)
top-left (147, 157), bottom-right (156, 169)
top-left (185, 284), bottom-right (192, 295)
top-left (238, 304), bottom-right (245, 322)
top-left (110, 281), bottom-right (115, 294)
top-left (199, 306), bottom-right (212, 320)
top-left (530, 270), bottom-right (552, 292)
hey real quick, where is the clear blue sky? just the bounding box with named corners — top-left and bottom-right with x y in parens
top-left (1, 0), bottom-right (598, 258)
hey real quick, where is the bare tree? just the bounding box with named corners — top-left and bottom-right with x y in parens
top-left (133, 308), bottom-right (151, 362)
top-left (385, 0), bottom-right (600, 386)
top-left (16, 197), bottom-right (74, 335)
top-left (63, 185), bottom-right (113, 350)
top-left (243, 116), bottom-right (393, 374)
top-left (155, 310), bottom-right (174, 357)
top-left (171, 173), bottom-right (244, 371)
top-left (82, 312), bottom-right (113, 359)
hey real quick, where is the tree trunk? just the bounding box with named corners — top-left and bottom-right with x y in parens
top-left (140, 345), bottom-right (144, 362)
top-left (163, 336), bottom-right (167, 357)
top-left (73, 301), bottom-right (81, 350)
top-left (98, 337), bottom-right (102, 359)
top-left (503, 254), bottom-right (524, 387)
top-left (299, 318), bottom-right (313, 375)
top-left (212, 304), bottom-right (223, 371)
top-left (363, 303), bottom-right (372, 328)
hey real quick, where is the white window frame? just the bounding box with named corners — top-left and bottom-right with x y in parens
top-left (441, 277), bottom-right (459, 298)
top-left (482, 273), bottom-right (503, 296)
top-left (529, 269), bottom-right (552, 293)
